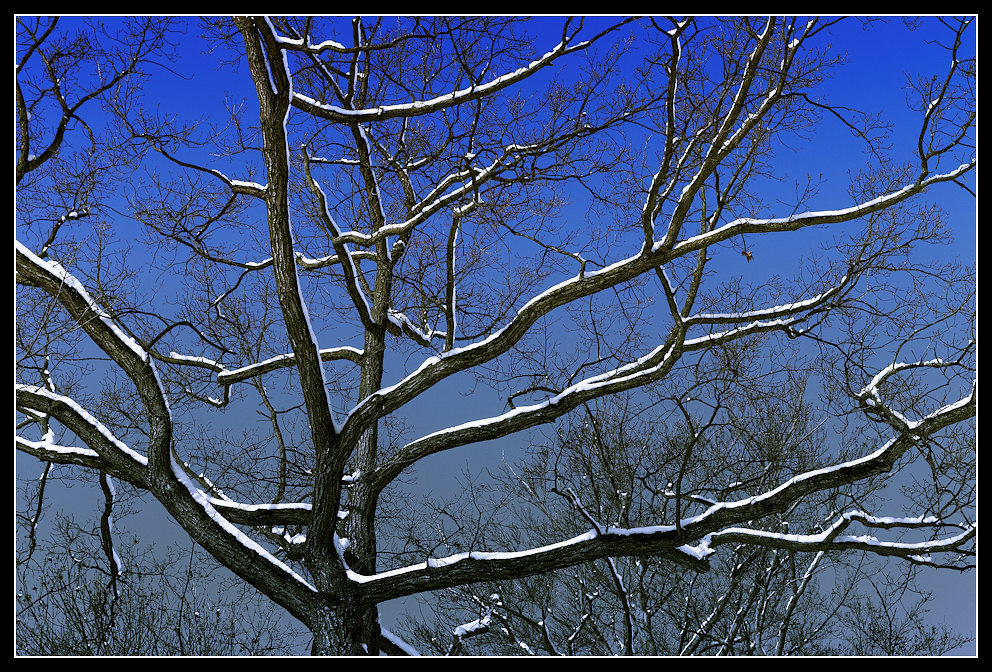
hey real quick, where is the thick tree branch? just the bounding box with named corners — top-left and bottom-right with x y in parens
top-left (286, 19), bottom-right (635, 125)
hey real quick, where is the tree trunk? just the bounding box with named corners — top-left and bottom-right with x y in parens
top-left (309, 599), bottom-right (382, 656)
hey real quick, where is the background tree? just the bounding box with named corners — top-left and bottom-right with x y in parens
top-left (400, 384), bottom-right (972, 655)
top-left (15, 522), bottom-right (303, 656)
top-left (15, 15), bottom-right (975, 655)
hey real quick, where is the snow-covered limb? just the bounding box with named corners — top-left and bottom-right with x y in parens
top-left (269, 30), bottom-right (346, 53)
top-left (327, 138), bottom-right (545, 249)
top-left (674, 385), bottom-right (975, 551)
top-left (134, 135), bottom-right (268, 200)
top-left (775, 550), bottom-right (825, 655)
top-left (14, 240), bottom-right (172, 481)
top-left (15, 384), bottom-right (316, 529)
top-left (236, 17), bottom-right (344, 456)
top-left (15, 384), bottom-right (149, 478)
top-left (14, 383), bottom-right (319, 585)
top-left (207, 498), bottom-right (313, 527)
top-left (655, 18), bottom-right (777, 252)
top-left (445, 607), bottom-right (495, 655)
top-left (380, 627), bottom-right (421, 656)
top-left (15, 240), bottom-right (174, 476)
top-left (679, 547), bottom-right (756, 655)
top-left (296, 248), bottom-right (378, 269)
top-left (302, 149), bottom-right (376, 332)
top-left (338, 248), bottom-right (663, 444)
top-left (606, 553), bottom-right (635, 655)
top-left (39, 207), bottom-right (92, 257)
top-left (342, 523), bottom-right (712, 604)
top-left (162, 351), bottom-right (225, 370)
top-left (386, 308), bottom-right (446, 347)
top-left (711, 22), bottom-right (803, 161)
top-left (170, 462), bottom-right (318, 593)
top-left (17, 229), bottom-right (323, 627)
top-left (55, 207), bottom-right (89, 224)
top-left (368, 302), bottom-right (821, 490)
top-left (216, 345), bottom-right (364, 386)
top-left (368, 334), bottom-right (680, 487)
top-left (16, 431), bottom-right (101, 465)
top-left (855, 354), bottom-right (975, 432)
top-left (227, 178), bottom-right (267, 194)
top-left (343, 381), bottom-right (975, 602)
top-left (638, 18), bottom-right (687, 247)
top-left (98, 473), bottom-right (123, 594)
top-left (343, 148), bottom-right (913, 454)
top-left (18, 389), bottom-right (326, 612)
top-left (453, 611), bottom-right (493, 638)
top-left (340, 236), bottom-right (708, 451)
top-left (286, 19), bottom-right (632, 126)
top-left (687, 274), bottom-right (849, 325)
top-left (16, 241), bottom-right (149, 363)
top-left (706, 518), bottom-right (975, 565)
top-left (667, 160), bottom-right (976, 258)
top-left (858, 356), bottom-right (968, 413)
top-left (708, 17), bottom-right (776, 156)
top-left (642, 124), bottom-right (713, 243)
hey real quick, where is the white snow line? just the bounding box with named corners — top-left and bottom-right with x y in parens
top-left (171, 463), bottom-right (318, 592)
top-left (17, 241), bottom-right (148, 361)
top-left (16, 384), bottom-right (148, 465)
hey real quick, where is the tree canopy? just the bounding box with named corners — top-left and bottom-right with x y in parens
top-left (15, 15), bottom-right (975, 656)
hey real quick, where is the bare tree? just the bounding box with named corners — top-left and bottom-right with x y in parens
top-left (15, 522), bottom-right (304, 656)
top-left (400, 385), bottom-right (973, 655)
top-left (15, 16), bottom-right (975, 655)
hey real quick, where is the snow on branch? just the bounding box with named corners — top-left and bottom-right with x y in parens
top-left (170, 463), bottom-right (318, 592)
top-left (340, 151), bottom-right (971, 500)
top-left (380, 627), bottom-right (421, 656)
top-left (372, 296), bottom-right (833, 488)
top-left (346, 381), bottom-right (975, 602)
top-left (667, 161), bottom-right (976, 257)
top-left (326, 139), bottom-right (544, 249)
top-left (16, 238), bottom-right (322, 617)
top-left (132, 134), bottom-right (268, 200)
top-left (341, 240), bottom-right (692, 448)
top-left (686, 274), bottom-right (849, 326)
top-left (344, 525), bottom-right (710, 603)
top-left (653, 18), bottom-right (777, 251)
top-left (207, 498), bottom-right (313, 527)
top-left (348, 377), bottom-right (973, 603)
top-left (345, 234), bottom-right (845, 469)
top-left (386, 308), bottom-right (446, 347)
top-left (859, 357), bottom-right (966, 404)
top-left (15, 239), bottom-right (176, 479)
top-left (15, 384), bottom-right (148, 476)
top-left (15, 384), bottom-right (316, 528)
top-left (16, 241), bottom-right (150, 363)
top-left (677, 386), bottom-right (975, 540)
top-left (706, 513), bottom-right (975, 566)
top-left (215, 346), bottom-right (364, 386)
top-left (286, 21), bottom-right (623, 125)
top-left (856, 356), bottom-right (976, 431)
top-left (453, 610), bottom-right (493, 639)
